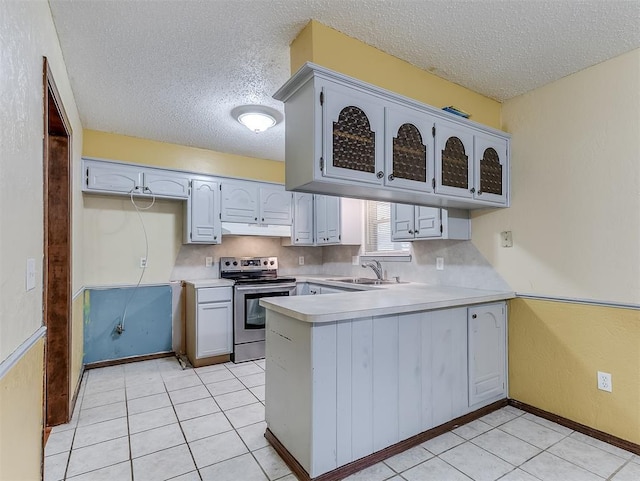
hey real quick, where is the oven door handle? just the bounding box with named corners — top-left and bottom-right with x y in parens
top-left (234, 284), bottom-right (297, 293)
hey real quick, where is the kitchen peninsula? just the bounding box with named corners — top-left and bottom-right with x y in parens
top-left (260, 281), bottom-right (514, 480)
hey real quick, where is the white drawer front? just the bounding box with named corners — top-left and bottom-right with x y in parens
top-left (197, 287), bottom-right (232, 303)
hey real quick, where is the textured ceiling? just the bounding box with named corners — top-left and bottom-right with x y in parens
top-left (48, 0), bottom-right (640, 162)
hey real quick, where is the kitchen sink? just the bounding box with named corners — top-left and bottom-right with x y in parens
top-left (327, 277), bottom-right (407, 285)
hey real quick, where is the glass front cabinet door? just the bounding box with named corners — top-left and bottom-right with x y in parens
top-left (474, 133), bottom-right (508, 205)
top-left (434, 122), bottom-right (475, 199)
top-left (321, 83), bottom-right (385, 185)
top-left (384, 106), bottom-right (435, 193)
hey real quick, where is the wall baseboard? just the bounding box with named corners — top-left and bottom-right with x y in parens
top-left (266, 399), bottom-right (507, 481)
top-left (508, 399), bottom-right (640, 455)
top-left (84, 351), bottom-right (174, 370)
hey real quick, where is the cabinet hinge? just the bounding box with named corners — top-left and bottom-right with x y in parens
top-left (440, 224), bottom-right (443, 234)
top-left (188, 180), bottom-right (192, 188)
top-left (219, 212), bottom-right (222, 219)
top-left (190, 232), bottom-right (192, 240)
top-left (338, 235), bottom-right (341, 241)
top-left (432, 178), bottom-right (436, 190)
top-left (85, 168), bottom-right (89, 186)
top-left (320, 157), bottom-right (324, 171)
top-left (432, 126), bottom-right (436, 137)
top-left (219, 184), bottom-right (222, 190)
top-left (320, 91), bottom-right (324, 106)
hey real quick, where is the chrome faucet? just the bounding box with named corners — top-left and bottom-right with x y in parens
top-left (361, 259), bottom-right (384, 280)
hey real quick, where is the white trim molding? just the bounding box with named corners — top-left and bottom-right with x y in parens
top-left (0, 326), bottom-right (47, 380)
top-left (515, 293), bottom-right (640, 310)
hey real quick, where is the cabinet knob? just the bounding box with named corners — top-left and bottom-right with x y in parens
top-left (254, 217), bottom-right (258, 221)
top-left (214, 236), bottom-right (217, 240)
top-left (376, 171), bottom-right (384, 179)
top-left (477, 190), bottom-right (482, 195)
top-left (472, 314), bottom-right (477, 319)
top-left (415, 230), bottom-right (419, 234)
top-left (388, 173), bottom-right (394, 181)
top-left (470, 187), bottom-right (476, 194)
top-left (296, 238), bottom-right (299, 241)
top-left (408, 230), bottom-right (414, 234)
top-left (262, 218), bottom-right (265, 222)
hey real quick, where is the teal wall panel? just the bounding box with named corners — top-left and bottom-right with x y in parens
top-left (83, 285), bottom-right (172, 364)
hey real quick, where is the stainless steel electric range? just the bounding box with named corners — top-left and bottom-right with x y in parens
top-left (220, 256), bottom-right (296, 363)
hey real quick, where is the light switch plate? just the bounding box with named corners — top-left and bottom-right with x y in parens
top-left (205, 256), bottom-right (213, 267)
top-left (26, 258), bottom-right (36, 291)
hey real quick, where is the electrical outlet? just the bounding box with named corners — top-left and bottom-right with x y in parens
top-left (298, 256), bottom-right (304, 266)
top-left (140, 257), bottom-right (147, 268)
top-left (436, 257), bottom-right (444, 270)
top-left (501, 231), bottom-right (513, 247)
top-left (205, 256), bottom-right (213, 267)
top-left (597, 371), bottom-right (612, 392)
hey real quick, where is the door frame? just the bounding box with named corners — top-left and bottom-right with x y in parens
top-left (43, 57), bottom-right (73, 427)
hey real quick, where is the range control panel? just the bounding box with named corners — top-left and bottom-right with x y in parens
top-left (219, 256), bottom-right (278, 273)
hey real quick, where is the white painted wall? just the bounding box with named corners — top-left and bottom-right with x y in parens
top-left (0, 0), bottom-right (83, 361)
top-left (472, 49), bottom-right (640, 304)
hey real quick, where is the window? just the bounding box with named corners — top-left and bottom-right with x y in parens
top-left (363, 201), bottom-right (410, 255)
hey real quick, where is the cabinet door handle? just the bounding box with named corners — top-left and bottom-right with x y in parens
top-left (408, 230), bottom-right (413, 234)
top-left (388, 173), bottom-right (394, 181)
top-left (470, 187), bottom-right (476, 194)
top-left (376, 171), bottom-right (384, 179)
top-left (472, 314), bottom-right (477, 319)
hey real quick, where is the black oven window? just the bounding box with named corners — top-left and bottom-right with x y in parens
top-left (244, 291), bottom-right (290, 329)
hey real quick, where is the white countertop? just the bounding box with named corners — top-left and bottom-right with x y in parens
top-left (261, 278), bottom-right (514, 323)
top-left (183, 278), bottom-right (234, 288)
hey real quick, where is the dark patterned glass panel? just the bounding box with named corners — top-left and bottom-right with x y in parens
top-left (441, 137), bottom-right (468, 188)
top-left (393, 123), bottom-right (427, 182)
top-left (480, 148), bottom-right (502, 195)
top-left (332, 106), bottom-right (375, 173)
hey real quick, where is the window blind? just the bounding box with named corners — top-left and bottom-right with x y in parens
top-left (364, 201), bottom-right (410, 255)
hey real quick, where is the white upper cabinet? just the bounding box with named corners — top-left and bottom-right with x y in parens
top-left (321, 82), bottom-right (385, 185)
top-left (391, 203), bottom-right (471, 241)
top-left (143, 171), bottom-right (189, 198)
top-left (391, 204), bottom-right (441, 241)
top-left (292, 193), bottom-right (314, 245)
top-left (274, 63), bottom-right (510, 209)
top-left (222, 181), bottom-right (292, 225)
top-left (435, 122), bottom-right (508, 206)
top-left (259, 185), bottom-right (292, 225)
top-left (84, 158), bottom-right (188, 199)
top-left (86, 161), bottom-right (141, 194)
top-left (384, 106), bottom-right (435, 193)
top-left (288, 194), bottom-right (362, 246)
top-left (221, 181), bottom-right (259, 223)
top-left (474, 132), bottom-right (508, 205)
top-left (185, 179), bottom-right (221, 244)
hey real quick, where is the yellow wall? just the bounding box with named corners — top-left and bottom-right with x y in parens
top-left (0, 338), bottom-right (45, 481)
top-left (290, 20), bottom-right (502, 129)
top-left (71, 293), bottom-right (84, 408)
top-left (473, 49), bottom-right (640, 304)
top-left (83, 129), bottom-right (285, 183)
top-left (509, 298), bottom-right (640, 444)
top-left (81, 130), bottom-right (285, 286)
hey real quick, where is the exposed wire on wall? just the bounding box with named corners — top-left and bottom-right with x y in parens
top-left (115, 187), bottom-right (155, 335)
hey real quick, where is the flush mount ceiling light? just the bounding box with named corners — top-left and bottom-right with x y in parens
top-left (231, 105), bottom-right (281, 133)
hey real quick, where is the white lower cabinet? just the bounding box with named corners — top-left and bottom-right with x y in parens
top-left (468, 302), bottom-right (507, 407)
top-left (185, 284), bottom-right (232, 367)
top-left (265, 300), bottom-right (506, 478)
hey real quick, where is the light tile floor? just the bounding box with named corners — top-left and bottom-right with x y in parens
top-left (45, 357), bottom-right (639, 481)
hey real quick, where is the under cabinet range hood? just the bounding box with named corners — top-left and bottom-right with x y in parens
top-left (221, 222), bottom-right (292, 238)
